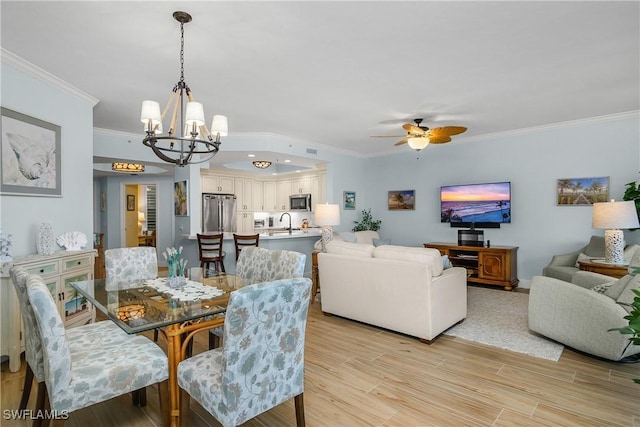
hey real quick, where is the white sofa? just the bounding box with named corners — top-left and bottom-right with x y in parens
top-left (318, 240), bottom-right (467, 342)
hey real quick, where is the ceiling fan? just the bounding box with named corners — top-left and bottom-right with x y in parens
top-left (372, 118), bottom-right (467, 152)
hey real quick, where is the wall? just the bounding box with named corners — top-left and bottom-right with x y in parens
top-left (363, 113), bottom-right (640, 286)
top-left (0, 50), bottom-right (98, 256)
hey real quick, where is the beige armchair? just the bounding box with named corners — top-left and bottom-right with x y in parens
top-left (529, 259), bottom-right (640, 361)
top-left (542, 236), bottom-right (605, 282)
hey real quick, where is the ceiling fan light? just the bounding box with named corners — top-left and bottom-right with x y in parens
top-left (407, 137), bottom-right (429, 151)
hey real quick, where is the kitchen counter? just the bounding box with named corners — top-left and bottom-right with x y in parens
top-left (185, 228), bottom-right (321, 241)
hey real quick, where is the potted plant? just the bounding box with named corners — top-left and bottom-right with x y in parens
top-left (352, 208), bottom-right (382, 232)
top-left (610, 267), bottom-right (640, 383)
top-left (623, 175), bottom-right (640, 226)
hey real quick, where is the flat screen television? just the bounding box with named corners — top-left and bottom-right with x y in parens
top-left (440, 181), bottom-right (511, 228)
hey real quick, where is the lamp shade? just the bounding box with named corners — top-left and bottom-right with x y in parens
top-left (211, 115), bottom-right (228, 137)
top-left (138, 212), bottom-right (146, 222)
top-left (140, 100), bottom-right (162, 124)
top-left (315, 203), bottom-right (340, 226)
top-left (185, 102), bottom-right (206, 127)
top-left (592, 200), bottom-right (640, 229)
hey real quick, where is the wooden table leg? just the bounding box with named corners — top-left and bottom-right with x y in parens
top-left (166, 324), bottom-right (183, 427)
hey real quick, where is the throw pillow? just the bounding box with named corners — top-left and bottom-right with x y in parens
top-left (603, 274), bottom-right (634, 300)
top-left (442, 255), bottom-right (452, 269)
top-left (372, 238), bottom-right (391, 247)
top-left (574, 252), bottom-right (592, 268)
top-left (591, 281), bottom-right (615, 294)
top-left (616, 274), bottom-right (640, 314)
top-left (339, 232), bottom-right (357, 243)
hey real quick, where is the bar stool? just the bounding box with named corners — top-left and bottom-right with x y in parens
top-left (197, 233), bottom-right (226, 274)
top-left (233, 233), bottom-right (260, 261)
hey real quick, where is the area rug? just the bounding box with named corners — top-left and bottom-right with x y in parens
top-left (444, 286), bottom-right (564, 361)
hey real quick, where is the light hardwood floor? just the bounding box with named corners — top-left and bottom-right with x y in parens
top-left (2, 293), bottom-right (639, 426)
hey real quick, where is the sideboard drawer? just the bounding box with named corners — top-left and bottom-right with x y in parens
top-left (62, 255), bottom-right (93, 273)
top-left (24, 261), bottom-right (59, 278)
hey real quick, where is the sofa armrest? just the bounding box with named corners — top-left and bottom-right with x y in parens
top-left (571, 271), bottom-right (616, 289)
top-left (545, 247), bottom-right (584, 268)
top-left (528, 275), bottom-right (636, 360)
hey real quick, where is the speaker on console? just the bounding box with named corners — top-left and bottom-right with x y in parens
top-left (458, 229), bottom-right (484, 247)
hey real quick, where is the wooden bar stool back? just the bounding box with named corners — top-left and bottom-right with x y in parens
top-left (233, 233), bottom-right (260, 261)
top-left (196, 233), bottom-right (226, 274)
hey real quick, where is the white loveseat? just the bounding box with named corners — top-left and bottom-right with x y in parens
top-left (318, 241), bottom-right (467, 342)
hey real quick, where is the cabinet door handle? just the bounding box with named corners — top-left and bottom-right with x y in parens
top-left (77, 261), bottom-right (81, 265)
top-left (61, 292), bottom-right (65, 300)
top-left (40, 269), bottom-right (45, 273)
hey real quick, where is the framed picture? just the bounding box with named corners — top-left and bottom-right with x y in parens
top-left (343, 191), bottom-right (356, 210)
top-left (557, 177), bottom-right (609, 206)
top-left (1, 107), bottom-right (61, 197)
top-left (174, 180), bottom-right (188, 216)
top-left (388, 189), bottom-right (415, 210)
top-left (127, 194), bottom-right (135, 211)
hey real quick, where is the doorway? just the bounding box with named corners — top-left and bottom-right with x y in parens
top-left (123, 184), bottom-right (157, 248)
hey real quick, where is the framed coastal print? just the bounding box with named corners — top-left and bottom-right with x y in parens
top-left (174, 180), bottom-right (188, 216)
top-left (388, 189), bottom-right (415, 210)
top-left (343, 191), bottom-right (356, 210)
top-left (1, 107), bottom-right (62, 196)
top-left (557, 176), bottom-right (609, 206)
top-left (127, 194), bottom-right (135, 211)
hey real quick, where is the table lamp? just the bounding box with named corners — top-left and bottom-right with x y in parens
top-left (138, 211), bottom-right (146, 235)
top-left (592, 199), bottom-right (639, 264)
top-left (315, 203), bottom-right (340, 252)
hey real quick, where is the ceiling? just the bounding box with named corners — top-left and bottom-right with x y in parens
top-left (2, 1), bottom-right (638, 171)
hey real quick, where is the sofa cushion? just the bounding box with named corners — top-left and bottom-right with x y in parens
top-left (373, 245), bottom-right (444, 276)
top-left (354, 230), bottom-right (380, 245)
top-left (372, 238), bottom-right (391, 247)
top-left (584, 235), bottom-right (606, 257)
top-left (574, 252), bottom-right (592, 268)
top-left (339, 232), bottom-right (358, 243)
top-left (326, 241), bottom-right (375, 257)
top-left (603, 274), bottom-right (634, 300)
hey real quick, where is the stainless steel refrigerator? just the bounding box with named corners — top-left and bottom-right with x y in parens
top-left (202, 194), bottom-right (237, 233)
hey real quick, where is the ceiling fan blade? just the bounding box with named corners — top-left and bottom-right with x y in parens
top-left (428, 135), bottom-right (452, 144)
top-left (394, 138), bottom-right (409, 146)
top-left (402, 124), bottom-right (426, 135)
top-left (370, 135), bottom-right (406, 138)
top-left (429, 126), bottom-right (467, 137)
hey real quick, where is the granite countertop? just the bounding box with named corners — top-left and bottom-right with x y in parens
top-left (185, 228), bottom-right (322, 240)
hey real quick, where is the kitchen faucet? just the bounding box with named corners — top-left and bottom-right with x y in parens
top-left (279, 212), bottom-right (292, 234)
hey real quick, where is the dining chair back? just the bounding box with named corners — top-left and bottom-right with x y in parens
top-left (233, 233), bottom-right (260, 261)
top-left (178, 277), bottom-right (312, 427)
top-left (236, 246), bottom-right (306, 285)
top-left (197, 233), bottom-right (226, 273)
top-left (105, 246), bottom-right (157, 289)
top-left (26, 273), bottom-right (170, 423)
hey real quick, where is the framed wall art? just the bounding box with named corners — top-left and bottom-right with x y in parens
top-left (388, 190), bottom-right (415, 210)
top-left (1, 107), bottom-right (62, 197)
top-left (174, 180), bottom-right (188, 216)
top-left (127, 195), bottom-right (136, 211)
top-left (343, 191), bottom-right (356, 210)
top-left (556, 176), bottom-right (609, 206)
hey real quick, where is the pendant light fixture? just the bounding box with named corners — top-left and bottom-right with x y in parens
top-left (112, 162), bottom-right (145, 173)
top-left (252, 161), bottom-right (272, 169)
top-left (141, 11), bottom-right (228, 167)
top-left (407, 137), bottom-right (429, 152)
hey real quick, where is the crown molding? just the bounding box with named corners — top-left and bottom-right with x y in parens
top-left (1, 48), bottom-right (99, 106)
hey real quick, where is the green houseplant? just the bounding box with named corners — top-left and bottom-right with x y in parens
top-left (610, 266), bottom-right (640, 383)
top-left (352, 208), bottom-right (382, 232)
top-left (623, 177), bottom-right (640, 227)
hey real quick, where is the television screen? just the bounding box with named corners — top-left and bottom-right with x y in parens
top-left (441, 182), bottom-right (511, 225)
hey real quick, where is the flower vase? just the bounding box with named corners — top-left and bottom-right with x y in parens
top-left (37, 222), bottom-right (56, 256)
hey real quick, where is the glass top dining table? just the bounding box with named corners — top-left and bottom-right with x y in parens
top-left (71, 271), bottom-right (244, 427)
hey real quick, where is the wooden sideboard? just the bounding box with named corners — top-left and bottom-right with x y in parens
top-left (424, 242), bottom-right (519, 291)
top-left (1, 249), bottom-right (96, 372)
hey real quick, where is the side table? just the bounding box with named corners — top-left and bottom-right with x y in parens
top-left (311, 250), bottom-right (320, 304)
top-left (578, 260), bottom-right (628, 279)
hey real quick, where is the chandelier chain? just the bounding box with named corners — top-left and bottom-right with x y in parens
top-left (179, 22), bottom-right (185, 84)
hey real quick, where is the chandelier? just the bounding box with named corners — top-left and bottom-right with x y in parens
top-left (141, 11), bottom-right (228, 167)
top-left (252, 161), bottom-right (272, 169)
top-left (112, 162), bottom-right (145, 173)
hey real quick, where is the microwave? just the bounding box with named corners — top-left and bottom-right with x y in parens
top-left (289, 194), bottom-right (312, 211)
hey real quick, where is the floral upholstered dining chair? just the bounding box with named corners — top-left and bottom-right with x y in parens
top-left (104, 246), bottom-right (158, 289)
top-left (209, 246), bottom-right (307, 349)
top-left (178, 277), bottom-right (312, 427)
top-left (26, 272), bottom-right (170, 425)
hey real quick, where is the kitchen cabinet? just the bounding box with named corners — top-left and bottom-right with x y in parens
top-left (202, 174), bottom-right (235, 193)
top-left (424, 242), bottom-right (519, 291)
top-left (251, 180), bottom-right (264, 212)
top-left (318, 171), bottom-right (327, 205)
top-left (262, 181), bottom-right (277, 211)
top-left (291, 176), bottom-right (311, 194)
top-left (237, 212), bottom-right (255, 233)
top-left (1, 249), bottom-right (96, 372)
top-left (234, 178), bottom-right (254, 211)
top-left (310, 175), bottom-right (320, 211)
top-left (276, 180), bottom-right (291, 211)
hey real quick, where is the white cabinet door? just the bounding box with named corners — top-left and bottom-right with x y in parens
top-left (202, 175), bottom-right (235, 193)
top-left (252, 181), bottom-right (264, 211)
top-left (318, 171), bottom-right (327, 205)
top-left (310, 176), bottom-right (319, 211)
top-left (291, 176), bottom-right (311, 194)
top-left (236, 212), bottom-right (255, 233)
top-left (276, 180), bottom-right (291, 211)
top-left (235, 178), bottom-right (254, 211)
top-left (263, 181), bottom-right (277, 211)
